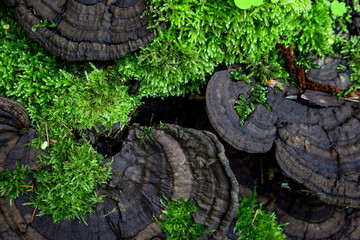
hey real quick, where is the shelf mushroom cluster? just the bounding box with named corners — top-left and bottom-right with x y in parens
top-left (6, 0), bottom-right (156, 61)
top-left (228, 151), bottom-right (360, 240)
top-left (206, 60), bottom-right (360, 208)
top-left (0, 97), bottom-right (238, 239)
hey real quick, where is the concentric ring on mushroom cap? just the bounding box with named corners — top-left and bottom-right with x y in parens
top-left (0, 96), bottom-right (40, 172)
top-left (205, 70), bottom-right (277, 153)
top-left (1, 123), bottom-right (238, 239)
top-left (206, 64), bottom-right (360, 208)
top-left (14, 0), bottom-right (156, 61)
top-left (228, 150), bottom-right (360, 240)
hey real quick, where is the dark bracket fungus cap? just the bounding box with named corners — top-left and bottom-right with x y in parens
top-left (206, 70), bottom-right (277, 154)
top-left (0, 96), bottom-right (40, 172)
top-left (206, 65), bottom-right (360, 207)
top-left (1, 124), bottom-right (238, 239)
top-left (228, 151), bottom-right (360, 240)
top-left (14, 0), bottom-right (156, 61)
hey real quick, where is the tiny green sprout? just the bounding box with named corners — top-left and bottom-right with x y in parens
top-left (139, 126), bottom-right (155, 141)
top-left (31, 19), bottom-right (57, 32)
top-left (330, 0), bottom-right (347, 17)
top-left (159, 121), bottom-right (167, 128)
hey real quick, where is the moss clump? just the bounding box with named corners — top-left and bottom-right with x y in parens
top-left (154, 196), bottom-right (213, 240)
top-left (339, 36), bottom-right (360, 93)
top-left (117, 0), bottom-right (338, 98)
top-left (234, 190), bottom-right (286, 240)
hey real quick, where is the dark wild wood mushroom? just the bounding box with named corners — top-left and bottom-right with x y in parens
top-left (11, 0), bottom-right (156, 61)
top-left (1, 123), bottom-right (238, 239)
top-left (228, 150), bottom-right (360, 240)
top-left (206, 59), bottom-right (360, 208)
top-left (0, 96), bottom-right (41, 171)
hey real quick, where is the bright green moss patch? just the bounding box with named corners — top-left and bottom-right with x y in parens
top-left (154, 196), bottom-right (213, 240)
top-left (116, 0), bottom-right (339, 99)
top-left (234, 190), bottom-right (286, 240)
top-left (0, 7), bottom-right (141, 131)
top-left (0, 163), bottom-right (31, 206)
top-left (27, 127), bottom-right (112, 224)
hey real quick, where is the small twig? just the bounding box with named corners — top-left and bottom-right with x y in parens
top-left (297, 189), bottom-right (314, 194)
top-left (61, 123), bottom-right (75, 138)
top-left (120, 107), bottom-right (138, 132)
top-left (31, 205), bottom-right (38, 223)
top-left (62, 133), bottom-right (68, 139)
top-left (20, 185), bottom-right (34, 191)
top-left (252, 208), bottom-right (259, 225)
top-left (103, 207), bottom-right (116, 217)
top-left (45, 122), bottom-right (50, 147)
top-left (189, 94), bottom-right (206, 101)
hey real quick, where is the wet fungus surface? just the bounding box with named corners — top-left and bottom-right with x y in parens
top-left (13, 0), bottom-right (155, 61)
top-left (228, 150), bottom-right (360, 240)
top-left (0, 97), bottom-right (40, 172)
top-left (0, 118), bottom-right (238, 239)
top-left (206, 61), bottom-right (360, 208)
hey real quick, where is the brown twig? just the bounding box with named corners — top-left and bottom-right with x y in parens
top-left (31, 205), bottom-right (38, 223)
top-left (20, 185), bottom-right (34, 191)
top-left (120, 107), bottom-right (138, 132)
top-left (189, 94), bottom-right (206, 101)
top-left (61, 123), bottom-right (75, 138)
top-left (252, 208), bottom-right (259, 225)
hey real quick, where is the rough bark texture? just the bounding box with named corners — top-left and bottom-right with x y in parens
top-left (1, 121), bottom-right (238, 239)
top-left (14, 0), bottom-right (155, 61)
top-left (228, 150), bottom-right (360, 240)
top-left (206, 60), bottom-right (360, 207)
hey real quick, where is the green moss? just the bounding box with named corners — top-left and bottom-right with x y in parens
top-left (116, 0), bottom-right (338, 99)
top-left (233, 72), bottom-right (271, 125)
top-left (0, 7), bottom-right (140, 131)
top-left (234, 190), bottom-right (286, 240)
top-left (339, 36), bottom-right (360, 93)
top-left (154, 196), bottom-right (213, 240)
top-left (27, 127), bottom-right (112, 224)
top-left (0, 162), bottom-right (31, 206)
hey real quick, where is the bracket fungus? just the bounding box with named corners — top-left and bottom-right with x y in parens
top-left (12, 0), bottom-right (155, 61)
top-left (228, 150), bottom-right (360, 240)
top-left (206, 62), bottom-right (360, 207)
top-left (1, 123), bottom-right (238, 239)
top-left (0, 97), bottom-right (40, 171)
